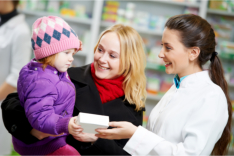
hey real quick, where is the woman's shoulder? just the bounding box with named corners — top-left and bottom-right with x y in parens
top-left (68, 64), bottom-right (91, 76)
top-left (123, 98), bottom-right (145, 113)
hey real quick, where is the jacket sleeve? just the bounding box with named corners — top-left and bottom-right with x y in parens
top-left (6, 24), bottom-right (31, 87)
top-left (123, 93), bottom-right (229, 155)
top-left (1, 93), bottom-right (39, 144)
top-left (24, 79), bottom-right (71, 135)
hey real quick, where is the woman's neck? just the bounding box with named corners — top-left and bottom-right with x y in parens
top-left (178, 64), bottom-right (202, 78)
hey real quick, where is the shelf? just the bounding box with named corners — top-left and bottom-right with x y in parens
top-left (147, 94), bottom-right (163, 101)
top-left (207, 9), bottom-right (234, 17)
top-left (146, 62), bottom-right (165, 72)
top-left (153, 0), bottom-right (200, 8)
top-left (18, 9), bottom-right (92, 25)
top-left (100, 21), bottom-right (163, 36)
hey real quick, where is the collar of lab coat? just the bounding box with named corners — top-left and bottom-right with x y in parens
top-left (4, 14), bottom-right (25, 28)
top-left (174, 70), bottom-right (211, 89)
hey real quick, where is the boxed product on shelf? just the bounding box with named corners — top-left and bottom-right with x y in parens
top-left (184, 7), bottom-right (199, 15)
top-left (146, 70), bottom-right (173, 96)
top-left (102, 1), bottom-right (119, 22)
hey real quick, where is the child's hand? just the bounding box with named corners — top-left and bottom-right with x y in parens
top-left (68, 116), bottom-right (83, 136)
top-left (30, 128), bottom-right (63, 140)
top-left (73, 132), bottom-right (98, 143)
top-left (77, 40), bottom-right (83, 51)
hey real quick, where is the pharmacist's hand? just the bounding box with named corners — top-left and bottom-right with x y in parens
top-left (77, 40), bottom-right (83, 51)
top-left (95, 121), bottom-right (137, 140)
top-left (73, 132), bottom-right (98, 143)
top-left (68, 117), bottom-right (83, 136)
top-left (30, 128), bottom-right (63, 140)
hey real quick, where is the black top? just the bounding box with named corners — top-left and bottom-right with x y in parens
top-left (0, 9), bottom-right (18, 26)
top-left (1, 64), bottom-right (144, 155)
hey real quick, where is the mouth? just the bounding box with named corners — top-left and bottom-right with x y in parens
top-left (98, 64), bottom-right (109, 70)
top-left (165, 62), bottom-right (172, 67)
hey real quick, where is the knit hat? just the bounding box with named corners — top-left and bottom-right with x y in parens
top-left (31, 16), bottom-right (80, 60)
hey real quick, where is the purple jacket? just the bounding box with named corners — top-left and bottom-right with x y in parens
top-left (14, 59), bottom-right (76, 155)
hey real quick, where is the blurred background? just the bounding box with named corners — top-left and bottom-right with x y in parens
top-left (1, 0), bottom-right (234, 155)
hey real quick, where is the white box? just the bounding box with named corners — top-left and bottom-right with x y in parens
top-left (76, 112), bottom-right (109, 134)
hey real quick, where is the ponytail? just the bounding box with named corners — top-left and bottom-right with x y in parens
top-left (209, 55), bottom-right (232, 155)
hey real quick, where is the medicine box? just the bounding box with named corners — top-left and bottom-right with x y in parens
top-left (76, 112), bottom-right (109, 134)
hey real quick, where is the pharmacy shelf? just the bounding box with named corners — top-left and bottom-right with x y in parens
top-left (147, 94), bottom-right (163, 101)
top-left (153, 0), bottom-right (200, 8)
top-left (220, 53), bottom-right (234, 60)
top-left (18, 9), bottom-right (92, 25)
top-left (100, 21), bottom-right (163, 36)
top-left (207, 9), bottom-right (234, 17)
top-left (146, 62), bottom-right (165, 72)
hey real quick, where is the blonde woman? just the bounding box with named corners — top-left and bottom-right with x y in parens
top-left (2, 24), bottom-right (147, 155)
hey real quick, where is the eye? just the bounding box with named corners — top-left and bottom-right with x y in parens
top-left (110, 54), bottom-right (116, 58)
top-left (166, 46), bottom-right (171, 50)
top-left (98, 48), bottom-right (103, 52)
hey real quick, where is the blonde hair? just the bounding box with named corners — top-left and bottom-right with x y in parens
top-left (38, 53), bottom-right (58, 70)
top-left (94, 24), bottom-right (147, 111)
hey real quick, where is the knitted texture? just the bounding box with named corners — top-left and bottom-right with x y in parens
top-left (31, 16), bottom-right (80, 59)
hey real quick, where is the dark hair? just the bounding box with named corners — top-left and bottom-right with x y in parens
top-left (12, 0), bottom-right (19, 9)
top-left (165, 14), bottom-right (232, 155)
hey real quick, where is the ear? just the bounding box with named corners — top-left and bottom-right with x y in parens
top-left (189, 47), bottom-right (200, 61)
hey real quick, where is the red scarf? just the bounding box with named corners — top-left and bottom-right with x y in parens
top-left (91, 63), bottom-right (125, 104)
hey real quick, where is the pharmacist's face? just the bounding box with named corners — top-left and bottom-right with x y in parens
top-left (94, 32), bottom-right (121, 79)
top-left (158, 28), bottom-right (190, 77)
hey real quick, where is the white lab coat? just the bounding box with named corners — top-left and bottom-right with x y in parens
top-left (0, 14), bottom-right (31, 155)
top-left (124, 71), bottom-right (229, 156)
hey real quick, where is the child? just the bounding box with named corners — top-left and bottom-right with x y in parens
top-left (14, 16), bottom-right (82, 155)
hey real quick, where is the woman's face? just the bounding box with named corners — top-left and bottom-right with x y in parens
top-left (159, 28), bottom-right (190, 78)
top-left (94, 32), bottom-right (121, 79)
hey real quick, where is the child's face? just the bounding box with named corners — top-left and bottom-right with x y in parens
top-left (54, 48), bottom-right (75, 72)
top-left (158, 28), bottom-right (191, 78)
top-left (94, 32), bottom-right (121, 80)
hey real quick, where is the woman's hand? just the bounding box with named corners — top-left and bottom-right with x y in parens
top-left (30, 128), bottom-right (63, 140)
top-left (73, 132), bottom-right (98, 143)
top-left (68, 116), bottom-right (83, 136)
top-left (95, 121), bottom-right (137, 140)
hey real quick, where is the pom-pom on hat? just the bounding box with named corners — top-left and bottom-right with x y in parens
top-left (31, 16), bottom-right (80, 60)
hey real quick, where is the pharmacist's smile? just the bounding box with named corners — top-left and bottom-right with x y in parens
top-left (164, 61), bottom-right (172, 67)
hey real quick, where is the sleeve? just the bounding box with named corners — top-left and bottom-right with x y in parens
top-left (24, 79), bottom-right (71, 135)
top-left (1, 93), bottom-right (39, 144)
top-left (6, 25), bottom-right (31, 87)
top-left (123, 93), bottom-right (229, 156)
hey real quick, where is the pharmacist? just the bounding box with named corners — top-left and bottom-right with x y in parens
top-left (0, 0), bottom-right (31, 155)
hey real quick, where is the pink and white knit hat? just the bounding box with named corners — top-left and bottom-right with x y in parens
top-left (31, 16), bottom-right (80, 60)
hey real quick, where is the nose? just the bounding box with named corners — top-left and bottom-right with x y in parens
top-left (99, 52), bottom-right (108, 63)
top-left (158, 48), bottom-right (164, 59)
top-left (69, 55), bottom-right (74, 62)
